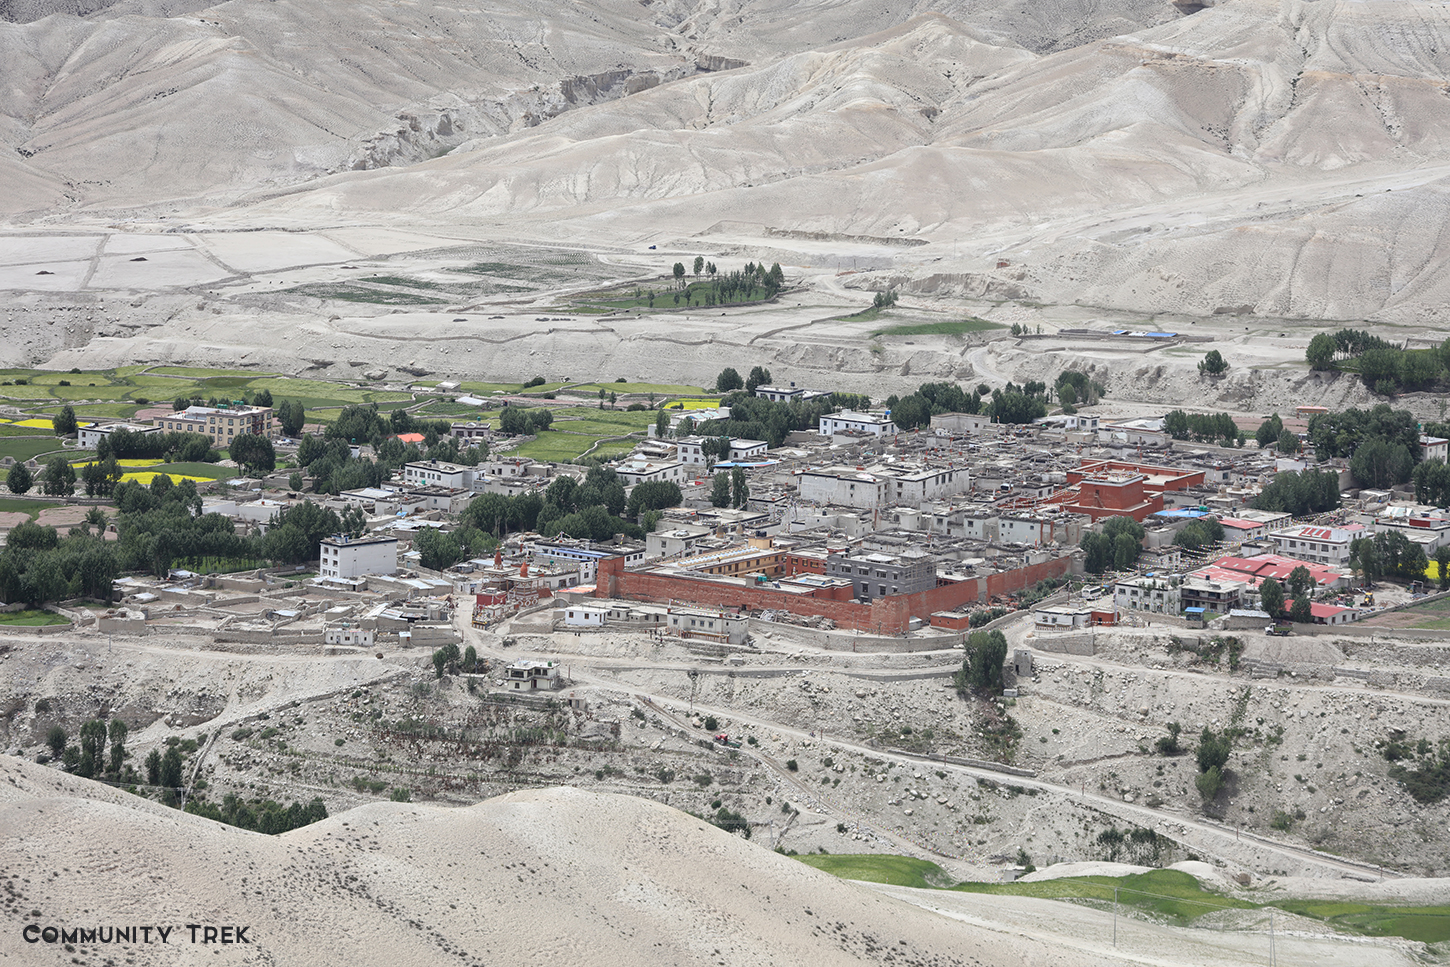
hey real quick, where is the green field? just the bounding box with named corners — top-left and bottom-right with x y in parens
top-left (574, 279), bottom-right (773, 311)
top-left (1275, 899), bottom-right (1450, 944)
top-left (34, 403), bottom-right (144, 419)
top-left (567, 381), bottom-right (710, 396)
top-left (0, 609), bottom-right (70, 626)
top-left (0, 497), bottom-right (62, 518)
top-left (795, 854), bottom-right (956, 889)
top-left (799, 858), bottom-right (1450, 943)
top-left (871, 317), bottom-right (1005, 338)
top-left (0, 438), bottom-right (75, 463)
top-left (283, 283), bottom-right (447, 306)
top-left (147, 462), bottom-right (236, 480)
top-left (150, 366), bottom-right (280, 379)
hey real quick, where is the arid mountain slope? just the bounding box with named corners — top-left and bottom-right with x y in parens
top-left (1, 754), bottom-right (1134, 967)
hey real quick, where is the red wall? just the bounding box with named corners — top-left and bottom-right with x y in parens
top-left (596, 555), bottom-right (1072, 634)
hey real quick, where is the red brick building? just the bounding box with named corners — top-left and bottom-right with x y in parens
top-left (1057, 460), bottom-right (1205, 523)
top-left (594, 554), bottom-right (1071, 634)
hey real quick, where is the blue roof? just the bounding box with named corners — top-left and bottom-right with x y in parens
top-left (1183, 607), bottom-right (1207, 614)
top-left (1154, 508), bottom-right (1210, 519)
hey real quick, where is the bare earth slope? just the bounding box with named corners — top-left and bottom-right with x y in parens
top-left (1, 753), bottom-right (1132, 967)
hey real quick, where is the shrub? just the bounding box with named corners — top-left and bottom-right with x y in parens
top-left (786, 759), bottom-right (798, 772)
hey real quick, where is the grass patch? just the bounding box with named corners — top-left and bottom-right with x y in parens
top-left (146, 462), bottom-right (236, 480)
top-left (952, 870), bottom-right (1256, 925)
top-left (871, 317), bottom-right (1005, 337)
top-left (795, 854), bottom-right (956, 889)
top-left (0, 424), bottom-right (54, 437)
top-left (510, 432), bottom-right (611, 463)
top-left (150, 366), bottom-right (274, 379)
top-left (34, 403), bottom-right (144, 419)
top-left (0, 438), bottom-right (76, 463)
top-left (0, 497), bottom-right (62, 518)
top-left (568, 382), bottom-right (709, 396)
top-left (574, 280), bottom-right (773, 311)
top-left (1276, 900), bottom-right (1450, 944)
top-left (0, 609), bottom-right (70, 626)
top-left (172, 556), bottom-right (268, 575)
top-left (283, 284), bottom-right (448, 306)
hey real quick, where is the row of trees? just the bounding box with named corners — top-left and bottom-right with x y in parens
top-left (184, 794), bottom-right (328, 835)
top-left (1252, 468), bottom-right (1341, 515)
top-left (1165, 410), bottom-right (1244, 446)
top-left (1306, 328), bottom-right (1450, 395)
top-left (45, 717), bottom-right (130, 783)
top-left (954, 630), bottom-right (1009, 695)
top-left (713, 365), bottom-right (773, 393)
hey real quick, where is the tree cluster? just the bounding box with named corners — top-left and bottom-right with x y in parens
top-left (184, 793), bottom-right (328, 834)
top-left (97, 427), bottom-right (218, 463)
top-left (1172, 516), bottom-right (1224, 550)
top-left (1164, 410), bottom-right (1244, 446)
top-left (1306, 405), bottom-right (1420, 488)
top-left (1251, 468), bottom-right (1341, 515)
top-left (1079, 516), bottom-right (1144, 574)
top-left (1306, 328), bottom-right (1450, 395)
top-left (1194, 727), bottom-right (1232, 803)
top-left (1198, 350), bottom-right (1229, 376)
top-left (954, 630), bottom-right (1008, 695)
top-left (1350, 531), bottom-right (1430, 586)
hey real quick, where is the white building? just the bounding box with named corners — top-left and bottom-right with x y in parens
top-left (1099, 418), bottom-right (1167, 447)
top-left (402, 460), bottom-right (475, 489)
top-left (797, 466), bottom-right (888, 509)
top-left (562, 605), bottom-right (608, 628)
top-left (505, 659), bottom-right (561, 691)
top-left (728, 439), bottom-right (768, 462)
top-left (1268, 524), bottom-right (1355, 566)
top-left (754, 385), bottom-right (805, 403)
top-left (1113, 577), bottom-right (1180, 615)
top-left (672, 436), bottom-right (766, 466)
top-left (319, 533), bottom-right (399, 579)
top-left (325, 625), bottom-right (375, 647)
top-left (875, 464), bottom-right (970, 506)
top-left (78, 422), bottom-right (162, 449)
top-left (819, 410), bottom-right (897, 438)
top-left (615, 459), bottom-right (686, 485)
top-left (665, 607), bottom-right (748, 644)
top-left (1422, 435), bottom-right (1449, 462)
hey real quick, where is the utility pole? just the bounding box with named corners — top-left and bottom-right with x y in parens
top-left (1112, 886), bottom-right (1118, 947)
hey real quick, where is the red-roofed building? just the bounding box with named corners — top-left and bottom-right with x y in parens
top-left (1192, 553), bottom-right (1348, 592)
top-left (397, 432), bottom-right (426, 444)
top-left (1056, 460), bottom-right (1206, 523)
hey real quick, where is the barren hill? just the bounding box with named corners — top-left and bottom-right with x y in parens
top-left (1, 754), bottom-right (1137, 967)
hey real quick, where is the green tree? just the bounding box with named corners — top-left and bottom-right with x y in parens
top-left (693, 255), bottom-right (704, 278)
top-left (730, 467), bottom-right (749, 508)
top-left (1289, 594), bottom-right (1313, 623)
top-left (160, 746), bottom-right (184, 789)
top-left (1255, 413), bottom-right (1283, 448)
top-left (1276, 428), bottom-right (1299, 454)
top-left (230, 433), bottom-right (276, 475)
top-left (53, 404), bottom-right (78, 436)
top-left (46, 725), bottom-right (67, 758)
top-left (1305, 333), bottom-right (1337, 370)
top-left (745, 366), bottom-right (771, 391)
top-left (1286, 565), bottom-right (1313, 598)
top-left (672, 262), bottom-right (686, 288)
top-left (715, 367), bottom-right (744, 393)
top-left (289, 471), bottom-right (304, 491)
top-left (107, 718), bottom-right (128, 778)
top-left (957, 630), bottom-right (1008, 694)
top-left (709, 472), bottom-right (732, 508)
top-left (276, 399), bottom-right (306, 437)
top-left (77, 719), bottom-right (107, 779)
top-left (1258, 577), bottom-right (1285, 619)
top-left (1437, 546), bottom-right (1450, 592)
top-left (145, 748), bottom-right (162, 786)
top-left (1194, 727), bottom-right (1232, 802)
top-left (1199, 350), bottom-right (1228, 376)
top-left (654, 407), bottom-right (669, 438)
top-left (6, 462), bottom-right (32, 495)
top-left (40, 456), bottom-right (76, 496)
